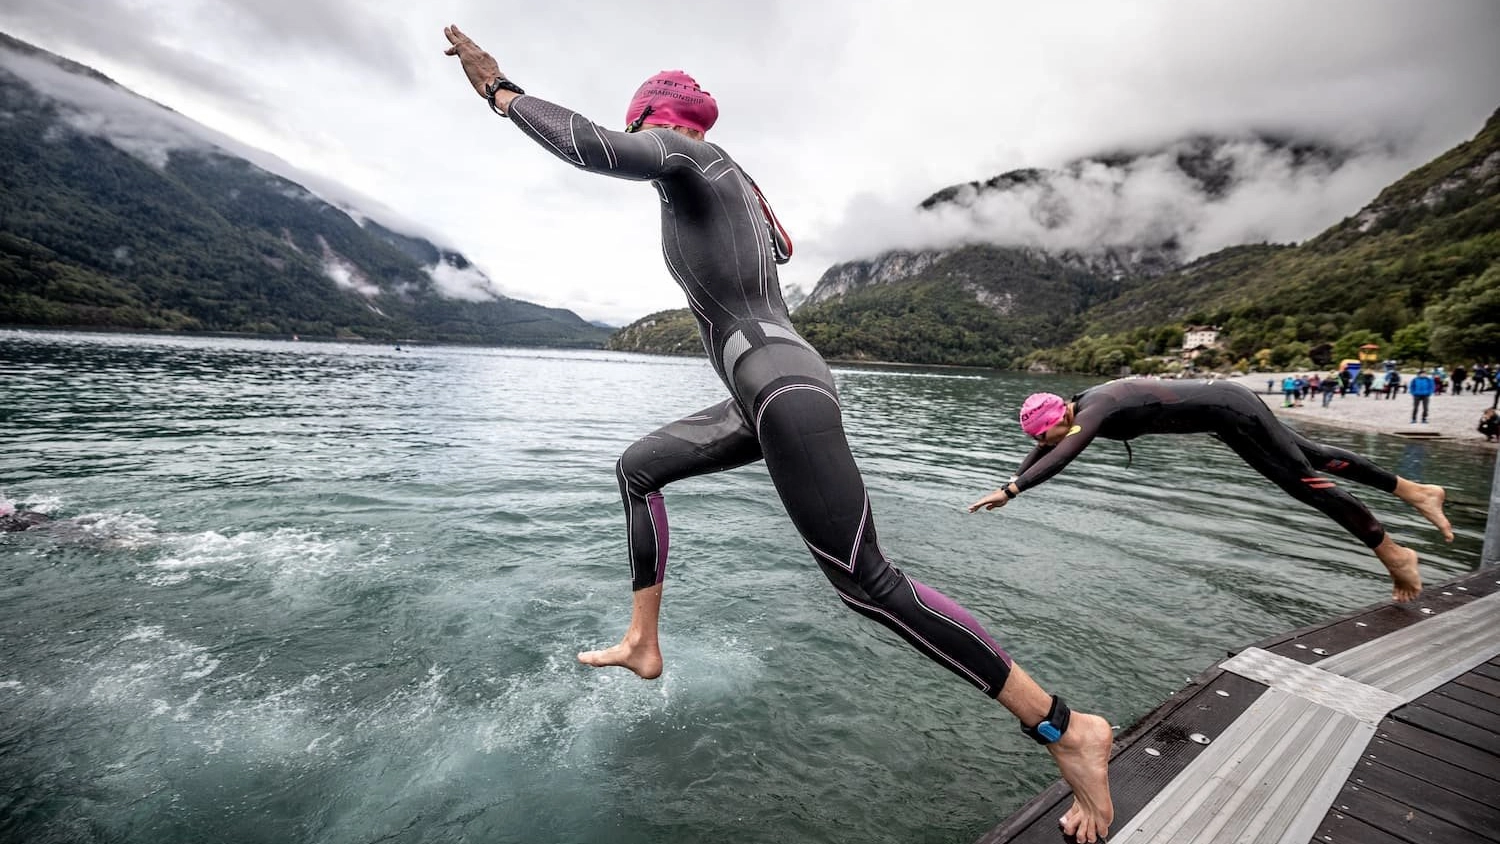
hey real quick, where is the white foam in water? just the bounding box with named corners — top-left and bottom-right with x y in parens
top-left (0, 680), bottom-right (22, 691)
top-left (69, 511), bottom-right (161, 549)
top-left (142, 527), bottom-right (384, 587)
top-left (61, 597), bottom-right (764, 801)
top-left (472, 631), bottom-right (764, 765)
top-left (15, 493), bottom-right (63, 514)
top-left (353, 665), bottom-right (449, 733)
top-left (120, 625), bottom-right (165, 642)
top-left (180, 653), bottom-right (220, 681)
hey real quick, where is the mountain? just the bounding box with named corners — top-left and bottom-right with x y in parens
top-left (0, 34), bottom-right (610, 347)
top-left (590, 114), bottom-right (1500, 369)
top-left (791, 246), bottom-right (1124, 367)
top-left (1059, 108), bottom-right (1500, 370)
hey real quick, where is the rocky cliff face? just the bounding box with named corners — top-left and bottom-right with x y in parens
top-left (804, 250), bottom-right (947, 306)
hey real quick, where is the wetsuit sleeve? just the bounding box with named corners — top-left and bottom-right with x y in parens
top-left (1011, 413), bottom-right (1101, 494)
top-left (1014, 444), bottom-right (1048, 477)
top-left (506, 95), bottom-right (670, 181)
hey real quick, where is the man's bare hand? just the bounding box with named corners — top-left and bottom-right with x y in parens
top-left (443, 24), bottom-right (504, 99)
top-left (966, 489), bottom-right (1012, 513)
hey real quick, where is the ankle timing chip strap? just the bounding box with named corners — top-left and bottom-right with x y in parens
top-left (1021, 694), bottom-right (1071, 745)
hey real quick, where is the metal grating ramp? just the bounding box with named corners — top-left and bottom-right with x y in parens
top-left (1110, 590), bottom-right (1500, 844)
top-left (1319, 592), bottom-right (1500, 698)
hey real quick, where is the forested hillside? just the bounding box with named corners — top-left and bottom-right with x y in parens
top-left (1049, 108), bottom-right (1500, 372)
top-left (0, 34), bottom-right (610, 347)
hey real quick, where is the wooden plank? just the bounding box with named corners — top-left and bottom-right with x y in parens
top-left (1315, 780), bottom-right (1487, 844)
top-left (1362, 734), bottom-right (1500, 807)
top-left (1455, 670), bottom-right (1500, 698)
top-left (1476, 661), bottom-right (1500, 683)
top-left (1437, 680), bottom-right (1500, 716)
top-left (1374, 717), bottom-right (1500, 779)
top-left (1391, 702), bottom-right (1500, 756)
top-left (1264, 605), bottom-right (1419, 664)
top-left (1350, 756), bottom-right (1500, 841)
top-left (972, 782), bottom-right (1072, 844)
top-left (1422, 689), bottom-right (1500, 734)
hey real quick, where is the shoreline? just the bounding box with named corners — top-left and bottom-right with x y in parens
top-left (1222, 371), bottom-right (1499, 448)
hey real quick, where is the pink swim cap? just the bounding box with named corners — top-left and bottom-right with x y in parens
top-left (1019, 393), bottom-right (1067, 437)
top-left (625, 70), bottom-right (719, 133)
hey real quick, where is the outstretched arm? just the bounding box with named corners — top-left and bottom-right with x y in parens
top-left (967, 442), bottom-right (1049, 513)
top-left (967, 417), bottom-right (1099, 512)
top-left (442, 24), bottom-right (672, 181)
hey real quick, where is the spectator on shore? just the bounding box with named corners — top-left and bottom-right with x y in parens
top-left (1451, 365), bottom-right (1467, 396)
top-left (1361, 370), bottom-right (1376, 396)
top-left (1473, 363), bottom-right (1488, 393)
top-left (1409, 369), bottom-right (1435, 424)
top-left (1338, 369), bottom-right (1354, 396)
top-left (1480, 409), bottom-right (1500, 442)
top-left (1383, 369), bottom-right (1402, 399)
top-left (1281, 375), bottom-right (1297, 407)
top-left (1320, 372), bottom-right (1338, 407)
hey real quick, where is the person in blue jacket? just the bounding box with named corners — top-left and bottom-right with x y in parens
top-left (1408, 370), bottom-right (1435, 423)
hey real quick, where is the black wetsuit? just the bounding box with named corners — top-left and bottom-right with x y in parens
top-left (506, 95), bottom-right (1013, 695)
top-left (0, 510), bottom-right (50, 532)
top-left (1011, 379), bottom-right (1397, 547)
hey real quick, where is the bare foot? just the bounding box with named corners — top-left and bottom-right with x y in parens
top-left (1047, 712), bottom-right (1115, 843)
top-left (1404, 483), bottom-right (1453, 542)
top-left (577, 638), bottom-right (663, 680)
top-left (1374, 540), bottom-right (1422, 602)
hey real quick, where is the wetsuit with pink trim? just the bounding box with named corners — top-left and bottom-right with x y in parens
top-left (1012, 378), bottom-right (1397, 547)
top-left (504, 93), bottom-right (1015, 696)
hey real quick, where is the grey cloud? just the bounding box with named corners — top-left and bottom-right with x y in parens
top-left (0, 2), bottom-right (262, 104)
top-left (817, 137), bottom-right (1421, 265)
top-left (188, 0), bottom-right (415, 83)
top-left (0, 0), bottom-right (415, 95)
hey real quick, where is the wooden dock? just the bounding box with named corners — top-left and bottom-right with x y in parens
top-left (975, 565), bottom-right (1500, 844)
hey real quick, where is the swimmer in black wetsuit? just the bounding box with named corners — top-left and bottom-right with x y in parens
top-left (442, 26), bottom-right (1114, 841)
top-left (967, 379), bottom-right (1453, 603)
top-left (0, 509), bottom-right (50, 532)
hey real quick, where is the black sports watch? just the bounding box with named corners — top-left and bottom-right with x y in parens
top-left (484, 77), bottom-right (526, 117)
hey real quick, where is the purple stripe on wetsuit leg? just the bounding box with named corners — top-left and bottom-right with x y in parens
top-left (910, 578), bottom-right (1013, 666)
top-left (647, 492), bottom-right (669, 586)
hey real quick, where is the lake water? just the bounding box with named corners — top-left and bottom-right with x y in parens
top-left (0, 330), bottom-right (1491, 844)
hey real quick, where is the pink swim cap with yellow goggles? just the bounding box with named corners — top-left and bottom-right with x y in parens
top-left (1019, 393), bottom-right (1067, 437)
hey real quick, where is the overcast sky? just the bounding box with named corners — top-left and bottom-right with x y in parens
top-left (2, 1), bottom-right (1498, 326)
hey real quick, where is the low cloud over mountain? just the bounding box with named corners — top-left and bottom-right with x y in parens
top-left (821, 133), bottom-right (1418, 267)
